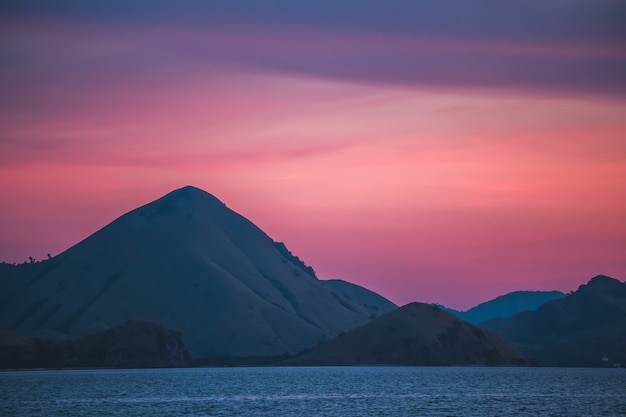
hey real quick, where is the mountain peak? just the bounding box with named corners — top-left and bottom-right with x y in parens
top-left (170, 185), bottom-right (208, 195)
top-left (162, 185), bottom-right (224, 204)
top-left (580, 275), bottom-right (623, 293)
top-left (135, 186), bottom-right (228, 221)
top-left (589, 274), bottom-right (619, 283)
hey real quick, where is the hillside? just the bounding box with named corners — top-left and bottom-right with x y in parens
top-left (482, 275), bottom-right (626, 366)
top-left (0, 320), bottom-right (190, 369)
top-left (321, 279), bottom-right (397, 319)
top-left (287, 303), bottom-right (525, 366)
top-left (0, 186), bottom-right (383, 357)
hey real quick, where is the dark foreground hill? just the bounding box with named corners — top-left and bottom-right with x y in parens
top-left (286, 303), bottom-right (526, 366)
top-left (0, 320), bottom-right (190, 369)
top-left (0, 186), bottom-right (383, 357)
top-left (441, 291), bottom-right (566, 324)
top-left (482, 275), bottom-right (626, 367)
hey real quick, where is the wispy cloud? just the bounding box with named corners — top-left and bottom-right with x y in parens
top-left (2, 4), bottom-right (625, 99)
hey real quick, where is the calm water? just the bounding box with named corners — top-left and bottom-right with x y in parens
top-left (1, 366), bottom-right (625, 417)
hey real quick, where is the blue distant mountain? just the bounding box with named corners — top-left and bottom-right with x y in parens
top-left (438, 291), bottom-right (566, 324)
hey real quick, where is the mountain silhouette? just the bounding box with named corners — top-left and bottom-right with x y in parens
top-left (440, 291), bottom-right (566, 324)
top-left (482, 275), bottom-right (626, 366)
top-left (0, 186), bottom-right (382, 357)
top-left (287, 303), bottom-right (525, 366)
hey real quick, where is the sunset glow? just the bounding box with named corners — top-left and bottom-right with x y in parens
top-left (1, 2), bottom-right (625, 309)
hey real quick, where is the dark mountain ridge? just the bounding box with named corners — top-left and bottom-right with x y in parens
top-left (482, 275), bottom-right (626, 367)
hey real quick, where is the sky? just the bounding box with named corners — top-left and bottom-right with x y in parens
top-left (1, 1), bottom-right (625, 310)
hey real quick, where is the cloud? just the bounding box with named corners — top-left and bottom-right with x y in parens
top-left (2, 1), bottom-right (625, 97)
top-left (3, 1), bottom-right (625, 45)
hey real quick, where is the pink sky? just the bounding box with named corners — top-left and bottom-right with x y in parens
top-left (1, 5), bottom-right (625, 309)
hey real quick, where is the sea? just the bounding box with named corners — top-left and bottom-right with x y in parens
top-left (1, 366), bottom-right (624, 417)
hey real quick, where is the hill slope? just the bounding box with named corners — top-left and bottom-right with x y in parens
top-left (321, 279), bottom-right (397, 318)
top-left (0, 186), bottom-right (381, 357)
top-left (288, 303), bottom-right (525, 366)
top-left (0, 320), bottom-right (190, 369)
top-left (482, 275), bottom-right (626, 366)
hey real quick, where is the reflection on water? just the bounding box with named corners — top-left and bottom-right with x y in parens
top-left (1, 366), bottom-right (625, 417)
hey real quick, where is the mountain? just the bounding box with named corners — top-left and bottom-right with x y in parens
top-left (321, 279), bottom-right (397, 319)
top-left (0, 320), bottom-right (190, 369)
top-left (0, 186), bottom-right (383, 357)
top-left (440, 291), bottom-right (566, 324)
top-left (286, 303), bottom-right (525, 366)
top-left (482, 275), bottom-right (626, 366)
